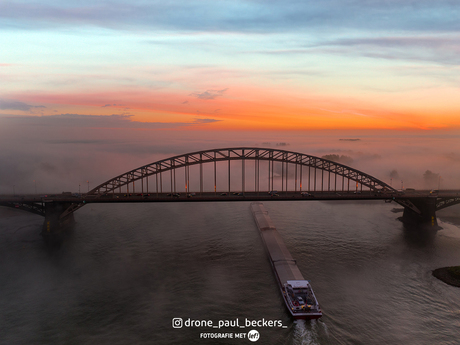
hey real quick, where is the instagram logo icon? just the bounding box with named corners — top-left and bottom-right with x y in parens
top-left (172, 318), bottom-right (183, 328)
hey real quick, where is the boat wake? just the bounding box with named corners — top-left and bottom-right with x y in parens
top-left (292, 319), bottom-right (329, 345)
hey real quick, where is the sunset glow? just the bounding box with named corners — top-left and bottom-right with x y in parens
top-left (1, 1), bottom-right (459, 132)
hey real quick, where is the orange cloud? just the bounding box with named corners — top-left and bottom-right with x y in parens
top-left (6, 84), bottom-right (460, 131)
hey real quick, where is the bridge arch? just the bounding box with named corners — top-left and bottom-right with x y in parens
top-left (88, 147), bottom-right (395, 196)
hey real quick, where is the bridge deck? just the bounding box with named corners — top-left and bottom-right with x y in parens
top-left (1, 190), bottom-right (459, 205)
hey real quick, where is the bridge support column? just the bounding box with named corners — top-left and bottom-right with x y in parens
top-left (41, 202), bottom-right (76, 244)
top-left (402, 197), bottom-right (438, 228)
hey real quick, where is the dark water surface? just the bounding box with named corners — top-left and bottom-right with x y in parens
top-left (1, 201), bottom-right (460, 344)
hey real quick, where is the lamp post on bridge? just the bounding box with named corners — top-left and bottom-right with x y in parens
top-left (87, 181), bottom-right (89, 193)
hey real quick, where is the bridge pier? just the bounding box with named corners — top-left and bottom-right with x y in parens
top-left (401, 197), bottom-right (439, 228)
top-left (41, 202), bottom-right (76, 244)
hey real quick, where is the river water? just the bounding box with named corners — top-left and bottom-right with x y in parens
top-left (1, 200), bottom-right (460, 345)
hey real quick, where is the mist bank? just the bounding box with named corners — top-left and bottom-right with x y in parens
top-left (0, 118), bottom-right (459, 194)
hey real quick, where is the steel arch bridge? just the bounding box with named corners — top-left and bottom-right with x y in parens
top-left (3, 147), bottom-right (460, 236)
top-left (48, 147), bottom-right (395, 218)
top-left (88, 147), bottom-right (395, 197)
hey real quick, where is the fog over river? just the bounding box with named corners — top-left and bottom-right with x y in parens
top-left (1, 200), bottom-right (460, 344)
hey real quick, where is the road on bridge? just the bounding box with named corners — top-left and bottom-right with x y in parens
top-left (1, 189), bottom-right (457, 205)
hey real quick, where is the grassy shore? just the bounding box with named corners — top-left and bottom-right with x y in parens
top-left (432, 266), bottom-right (460, 287)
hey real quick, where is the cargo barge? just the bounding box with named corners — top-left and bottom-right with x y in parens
top-left (250, 202), bottom-right (322, 319)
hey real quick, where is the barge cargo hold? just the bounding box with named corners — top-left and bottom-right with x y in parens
top-left (250, 202), bottom-right (322, 319)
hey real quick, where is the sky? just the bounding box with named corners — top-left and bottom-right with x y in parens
top-left (1, 0), bottom-right (460, 193)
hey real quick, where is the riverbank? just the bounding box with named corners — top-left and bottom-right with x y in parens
top-left (432, 266), bottom-right (460, 287)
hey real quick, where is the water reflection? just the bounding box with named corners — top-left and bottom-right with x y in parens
top-left (1, 202), bottom-right (460, 344)
top-left (401, 222), bottom-right (438, 248)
